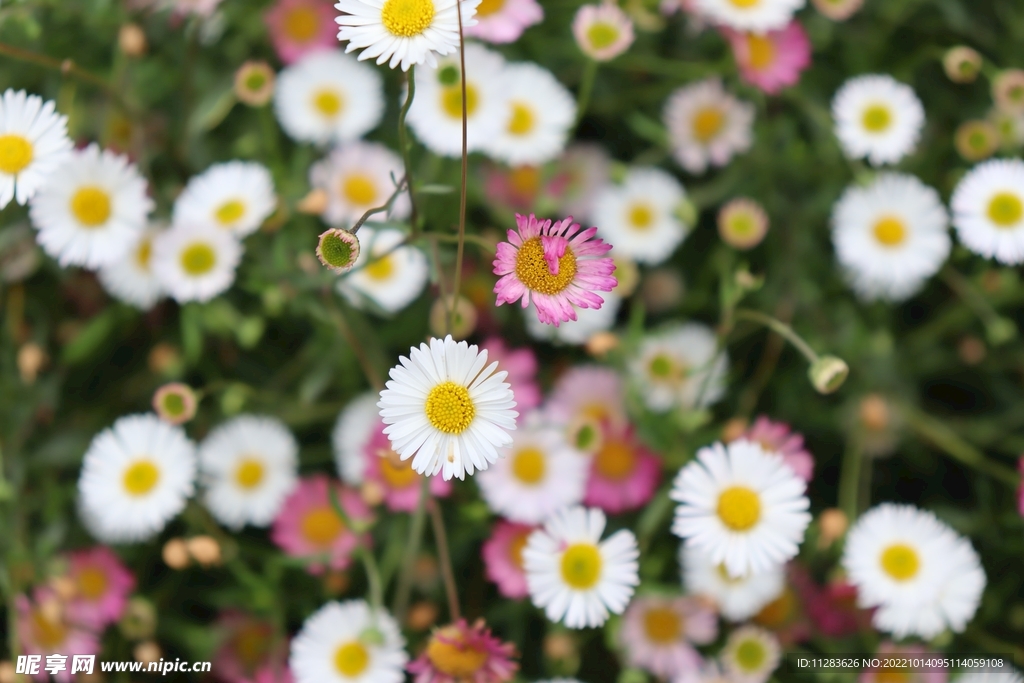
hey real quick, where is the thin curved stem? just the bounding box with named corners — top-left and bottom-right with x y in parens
top-left (350, 175), bottom-right (409, 235)
top-left (574, 58), bottom-right (598, 130)
top-left (0, 41), bottom-right (134, 113)
top-left (447, 3), bottom-right (470, 333)
top-left (392, 477), bottom-right (430, 623)
top-left (429, 498), bottom-right (461, 621)
top-left (397, 67), bottom-right (419, 237)
top-left (733, 308), bottom-right (820, 364)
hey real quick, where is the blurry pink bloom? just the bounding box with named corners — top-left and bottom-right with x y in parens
top-left (723, 21), bottom-right (811, 95)
top-left (481, 337), bottom-right (541, 411)
top-left (252, 665), bottom-right (295, 683)
top-left (792, 571), bottom-right (872, 638)
top-left (482, 520), bottom-right (536, 599)
top-left (270, 475), bottom-right (371, 574)
top-left (493, 213), bottom-right (617, 326)
top-left (860, 643), bottom-right (947, 683)
top-left (17, 589), bottom-right (100, 683)
top-left (742, 415), bottom-right (815, 482)
top-left (619, 595), bottom-right (717, 679)
top-left (465, 0), bottom-right (544, 43)
top-left (408, 619), bottom-right (518, 683)
top-left (547, 365), bottom-right (628, 431)
top-left (264, 0), bottom-right (337, 64)
top-left (752, 564), bottom-right (814, 646)
top-left (572, 3), bottom-right (635, 62)
top-left (363, 426), bottom-right (452, 512)
top-left (484, 165), bottom-right (545, 212)
top-left (64, 546), bottom-right (136, 630)
top-left (212, 611), bottom-right (285, 683)
top-left (584, 421), bottom-right (661, 513)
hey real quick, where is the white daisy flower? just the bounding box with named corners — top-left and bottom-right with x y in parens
top-left (0, 89), bottom-right (72, 209)
top-left (198, 415), bottom-right (300, 530)
top-left (629, 323), bottom-right (728, 413)
top-left (333, 392), bottom-right (381, 486)
top-left (524, 292), bottom-right (622, 346)
top-left (77, 414), bottom-right (196, 544)
top-left (310, 141), bottom-right (410, 228)
top-left (720, 625), bottom-right (782, 683)
top-left (476, 412), bottom-right (589, 525)
top-left (405, 43), bottom-right (509, 157)
top-left (335, 0), bottom-right (482, 72)
top-left (671, 439), bottom-right (811, 578)
top-left (591, 167), bottom-right (689, 265)
top-left (523, 505), bottom-right (639, 629)
top-left (831, 173), bottom-right (951, 301)
top-left (951, 158), bottom-right (1024, 264)
top-left (480, 61), bottom-right (576, 166)
top-left (842, 503), bottom-right (986, 639)
top-left (97, 224), bottom-right (167, 310)
top-left (289, 600), bottom-right (407, 683)
top-left (679, 544), bottom-right (785, 622)
top-left (377, 334), bottom-right (518, 481)
top-left (172, 161), bottom-right (276, 238)
top-left (832, 74), bottom-right (925, 166)
top-left (151, 224), bottom-right (243, 303)
top-left (274, 50), bottom-right (385, 145)
top-left (28, 144), bottom-right (152, 269)
top-left (337, 227), bottom-right (429, 314)
top-left (692, 0), bottom-right (804, 32)
top-left (664, 78), bottom-right (755, 175)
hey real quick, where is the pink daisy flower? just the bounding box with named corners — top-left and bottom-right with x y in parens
top-left (464, 0), bottom-right (544, 43)
top-left (480, 337), bottom-right (541, 411)
top-left (740, 415), bottom-right (815, 482)
top-left (860, 643), bottom-right (947, 683)
top-left (263, 0), bottom-right (336, 65)
top-left (408, 619), bottom-right (518, 683)
top-left (481, 520), bottom-right (537, 599)
top-left (363, 426), bottom-right (452, 512)
top-left (63, 546), bottom-right (136, 630)
top-left (493, 213), bottom-right (617, 327)
top-left (212, 611), bottom-right (286, 683)
top-left (547, 365), bottom-right (628, 453)
top-left (270, 475), bottom-right (371, 574)
top-left (722, 21), bottom-right (811, 95)
top-left (619, 595), bottom-right (717, 680)
top-left (17, 589), bottom-right (100, 683)
top-left (584, 422), bottom-right (661, 513)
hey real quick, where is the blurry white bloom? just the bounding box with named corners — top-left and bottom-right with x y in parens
top-left (338, 227), bottom-right (429, 314)
top-left (680, 544), bottom-right (786, 621)
top-left (832, 74), bottom-right (924, 166)
top-left (310, 141), bottom-right (409, 227)
top-left (951, 158), bottom-right (1024, 264)
top-left (591, 167), bottom-right (689, 264)
top-left (172, 161), bottom-right (276, 238)
top-left (97, 225), bottom-right (167, 310)
top-left (629, 323), bottom-right (728, 413)
top-left (332, 391), bottom-right (381, 486)
top-left (151, 224), bottom-right (242, 303)
top-left (664, 79), bottom-right (755, 175)
top-left (0, 89), bottom-right (72, 209)
top-left (692, 0), bottom-right (805, 32)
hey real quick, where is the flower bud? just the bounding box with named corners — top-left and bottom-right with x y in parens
top-left (406, 601), bottom-right (439, 631)
top-left (296, 188), bottom-right (329, 215)
top-left (429, 295), bottom-right (477, 341)
top-left (721, 417), bottom-right (749, 443)
top-left (718, 198), bottom-right (769, 250)
top-left (543, 632), bottom-right (578, 661)
top-left (119, 23), bottom-right (148, 57)
top-left (858, 394), bottom-right (890, 432)
top-left (943, 46), bottom-right (982, 84)
top-left (120, 597), bottom-right (158, 641)
top-left (148, 343), bottom-right (183, 377)
top-left (0, 661), bottom-right (14, 683)
top-left (360, 480), bottom-right (386, 507)
top-left (17, 342), bottom-right (48, 384)
top-left (993, 70), bottom-right (1024, 115)
top-left (186, 535), bottom-right (222, 567)
top-left (234, 60), bottom-right (275, 107)
top-left (817, 508), bottom-right (848, 548)
top-left (152, 383), bottom-right (198, 425)
top-left (134, 641), bottom-right (161, 666)
top-left (316, 229), bottom-right (361, 274)
top-left (808, 356), bottom-right (848, 394)
top-left (955, 120), bottom-right (998, 162)
top-left (586, 331), bottom-right (619, 358)
top-left (162, 538), bottom-right (190, 570)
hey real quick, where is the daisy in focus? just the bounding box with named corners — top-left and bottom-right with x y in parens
top-left (950, 158), bottom-right (1024, 265)
top-left (618, 595), bottom-right (717, 680)
top-left (680, 544), bottom-right (786, 621)
top-left (77, 413), bottom-right (197, 544)
top-left (407, 619), bottom-right (518, 683)
top-left (628, 322), bottom-right (728, 413)
top-left (29, 144), bottom-right (152, 269)
top-left (664, 79), bottom-right (755, 175)
top-left (337, 226), bottom-right (429, 314)
top-left (572, 3), bottom-right (635, 62)
top-left (335, 0), bottom-right (482, 72)
top-left (265, 0), bottom-right (338, 64)
top-left (723, 21), bottom-right (811, 95)
top-left (172, 161), bottom-right (277, 238)
top-left (584, 422), bottom-right (661, 514)
top-left (63, 546), bottom-right (136, 630)
top-left (274, 50), bottom-right (384, 144)
top-left (482, 520), bottom-right (536, 599)
top-left (693, 0), bottom-right (805, 32)
top-left (464, 0), bottom-right (543, 43)
top-left (97, 224), bottom-right (167, 310)
top-left (493, 213), bottom-right (617, 326)
top-left (151, 223), bottom-right (243, 303)
top-left (309, 141), bottom-right (409, 227)
top-left (590, 168), bottom-right (689, 265)
top-left (832, 74), bottom-right (925, 166)
top-left (377, 335), bottom-right (518, 480)
top-left (522, 505), bottom-right (639, 629)
top-left (831, 173), bottom-right (950, 300)
top-left (720, 625), bottom-right (782, 683)
top-left (671, 439), bottom-right (812, 578)
top-left (740, 416), bottom-right (814, 482)
top-left (0, 89), bottom-right (72, 209)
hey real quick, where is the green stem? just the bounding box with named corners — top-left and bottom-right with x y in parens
top-left (0, 41), bottom-right (134, 113)
top-left (447, 6), bottom-right (470, 334)
top-left (838, 438), bottom-right (864, 521)
top-left (392, 477), bottom-right (430, 623)
top-left (320, 295), bottom-right (384, 391)
top-left (358, 547), bottom-right (385, 615)
top-left (940, 266), bottom-right (1016, 344)
top-left (574, 59), bottom-right (598, 129)
top-left (397, 66), bottom-right (419, 238)
top-left (349, 175), bottom-right (409, 235)
top-left (428, 498), bottom-right (460, 621)
top-left (733, 308), bottom-right (820, 364)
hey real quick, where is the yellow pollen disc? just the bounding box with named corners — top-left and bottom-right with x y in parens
top-left (586, 22), bottom-right (619, 50)
top-left (0, 134), bottom-right (33, 175)
top-left (475, 0), bottom-right (505, 17)
top-left (312, 89), bottom-right (344, 118)
top-left (343, 174), bottom-right (377, 206)
top-left (511, 447), bottom-right (546, 485)
top-left (123, 460), bottom-right (161, 496)
top-left (716, 486), bottom-right (761, 531)
top-left (508, 102), bottom-right (536, 136)
top-left (987, 192), bottom-right (1023, 227)
top-left (180, 242), bottom-right (217, 276)
top-left (594, 439), bottom-right (637, 480)
top-left (31, 610), bottom-right (66, 650)
top-left (508, 531), bottom-right (529, 568)
top-left (726, 212), bottom-right (757, 238)
top-left (136, 238), bottom-right (153, 270)
top-left (379, 452), bottom-right (419, 488)
top-left (509, 165), bottom-right (540, 196)
top-left (693, 107), bottom-right (725, 143)
top-left (735, 639), bottom-right (767, 671)
top-left (862, 104), bottom-right (892, 133)
top-left (560, 543), bottom-right (603, 590)
top-left (426, 627), bottom-right (489, 677)
top-left (284, 6), bottom-right (319, 42)
top-left (382, 0), bottom-right (435, 37)
top-left (441, 83), bottom-right (479, 120)
top-left (746, 34), bottom-right (776, 70)
top-left (301, 507), bottom-right (345, 546)
top-left (245, 71), bottom-right (268, 92)
top-left (334, 641), bottom-right (370, 677)
top-left (215, 199), bottom-right (246, 226)
top-left (514, 237), bottom-right (578, 295)
top-left (628, 203), bottom-right (655, 230)
top-left (425, 381), bottom-right (476, 434)
top-left (70, 187), bottom-right (112, 227)
top-left (235, 458), bottom-right (265, 490)
top-left (364, 254), bottom-right (395, 281)
top-left (872, 216), bottom-right (907, 247)
top-left (643, 607), bottom-right (682, 644)
top-left (76, 567), bottom-right (109, 600)
top-left (880, 543), bottom-right (920, 581)
top-left (728, 0), bottom-right (761, 7)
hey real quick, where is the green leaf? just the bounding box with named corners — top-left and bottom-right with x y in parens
top-left (61, 308), bottom-right (120, 365)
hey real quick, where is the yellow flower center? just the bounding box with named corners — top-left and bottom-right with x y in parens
top-left (123, 460), bottom-right (161, 496)
top-left (511, 447), bottom-right (546, 485)
top-left (379, 451), bottom-right (419, 488)
top-left (728, 0), bottom-right (761, 7)
top-left (426, 627), bottom-right (489, 678)
top-left (643, 607), bottom-right (682, 644)
top-left (476, 0), bottom-right (505, 16)
top-left (136, 238), bottom-right (153, 270)
top-left (244, 70), bottom-right (268, 93)
top-left (880, 543), bottom-right (920, 581)
top-left (284, 6), bottom-right (319, 42)
top-left (628, 202), bottom-right (655, 230)
top-left (31, 610), bottom-right (66, 650)
top-left (717, 486), bottom-right (761, 531)
top-left (594, 438), bottom-right (637, 481)
top-left (648, 353), bottom-right (683, 381)
top-left (441, 83), bottom-right (479, 120)
top-left (725, 211), bottom-right (758, 239)
top-left (508, 531), bottom-right (529, 568)
top-left (215, 199), bottom-right (246, 226)
top-left (0, 134), bottom-right (33, 175)
top-left (70, 187), bottom-right (112, 227)
top-left (862, 104), bottom-right (892, 133)
top-left (872, 216), bottom-right (907, 247)
top-left (312, 88), bottom-right (344, 118)
top-left (987, 192), bottom-right (1023, 227)
top-left (381, 0), bottom-right (435, 37)
top-left (425, 381), bottom-right (476, 434)
top-left (334, 641), bottom-right (370, 678)
top-left (343, 174), bottom-right (377, 206)
top-left (509, 165), bottom-right (540, 197)
top-left (234, 458), bottom-right (265, 490)
top-left (160, 391), bottom-right (187, 418)
top-left (560, 543), bottom-right (603, 589)
top-left (508, 102), bottom-right (536, 136)
top-left (735, 638), bottom-right (767, 671)
top-left (76, 567), bottom-right (109, 600)
top-left (693, 107), bottom-right (725, 143)
top-left (364, 254), bottom-right (395, 281)
top-left (180, 242), bottom-right (217, 276)
top-left (301, 507), bottom-right (345, 547)
top-left (514, 237), bottom-right (577, 295)
top-left (586, 22), bottom-right (619, 50)
top-left (746, 34), bottom-right (775, 70)
top-left (754, 586), bottom-right (795, 627)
